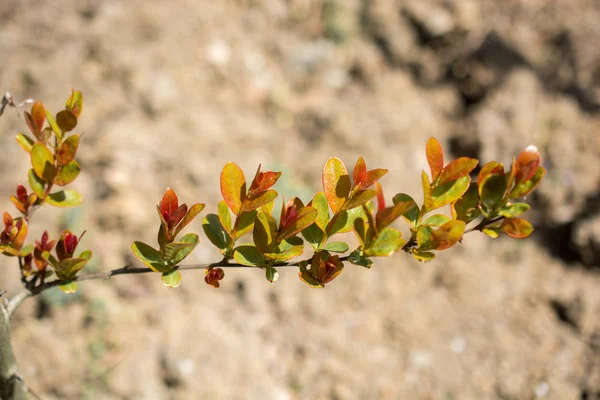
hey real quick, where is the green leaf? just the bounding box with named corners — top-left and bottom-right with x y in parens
top-left (376, 200), bottom-right (415, 230)
top-left (417, 225), bottom-right (435, 251)
top-left (56, 134), bottom-right (80, 166)
top-left (430, 176), bottom-right (470, 210)
top-left (353, 217), bottom-right (371, 248)
top-left (364, 228), bottom-right (404, 257)
top-left (31, 142), bottom-right (56, 182)
top-left (173, 203), bottom-right (205, 238)
top-left (392, 193), bottom-right (419, 227)
top-left (233, 210), bottom-right (257, 239)
top-left (343, 189), bottom-right (376, 211)
top-left (202, 214), bottom-right (232, 251)
top-left (54, 160), bottom-right (81, 186)
top-left (265, 266), bottom-right (279, 283)
top-left (254, 212), bottom-right (277, 254)
top-left (426, 137), bottom-right (444, 181)
top-left (46, 190), bottom-right (82, 207)
top-left (16, 133), bottom-right (35, 153)
top-left (302, 223), bottom-right (326, 250)
top-left (45, 109), bottom-right (62, 139)
top-left (501, 218), bottom-right (533, 239)
top-left (217, 200), bottom-right (232, 232)
top-left (323, 241), bottom-right (349, 253)
top-left (131, 241), bottom-right (169, 273)
top-left (161, 270), bottom-right (182, 288)
top-left (479, 173), bottom-right (508, 211)
top-left (55, 257), bottom-right (89, 279)
top-left (322, 157), bottom-right (351, 213)
top-left (56, 110), bottom-right (77, 133)
top-left (310, 191), bottom-right (330, 230)
top-left (451, 183), bottom-right (481, 223)
top-left (65, 90), bottom-right (83, 118)
top-left (437, 157), bottom-right (478, 185)
top-left (499, 203), bottom-right (530, 218)
top-left (166, 233), bottom-right (199, 266)
top-left (233, 245), bottom-right (265, 266)
top-left (59, 281), bottom-right (78, 294)
top-left (509, 167), bottom-right (546, 199)
top-left (326, 202), bottom-right (373, 236)
top-left (482, 228), bottom-right (499, 238)
top-left (478, 161), bottom-right (503, 187)
top-left (412, 251), bottom-right (435, 262)
top-left (241, 190), bottom-right (278, 212)
top-left (265, 237), bottom-right (304, 261)
top-left (423, 214), bottom-right (451, 226)
top-left (220, 162), bottom-right (246, 215)
top-left (28, 168), bottom-right (46, 198)
top-left (348, 248), bottom-right (373, 268)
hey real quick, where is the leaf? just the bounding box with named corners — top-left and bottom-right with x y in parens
top-left (264, 237), bottom-right (304, 261)
top-left (56, 257), bottom-right (89, 279)
top-left (412, 251), bottom-right (435, 262)
top-left (265, 266), bottom-right (279, 283)
top-left (426, 137), bottom-right (444, 180)
top-left (322, 157), bottom-right (351, 213)
top-left (31, 142), bottom-right (56, 182)
top-left (430, 176), bottom-right (471, 211)
top-left (478, 161), bottom-right (504, 187)
top-left (515, 145), bottom-right (541, 184)
top-left (509, 167), bottom-right (546, 199)
top-left (376, 200), bottom-right (415, 231)
top-left (54, 160), bottom-right (81, 186)
top-left (159, 188), bottom-right (179, 216)
top-left (326, 202), bottom-right (373, 236)
top-left (422, 170), bottom-right (433, 212)
top-left (31, 101), bottom-right (46, 134)
top-left (166, 233), bottom-right (199, 266)
top-left (298, 263), bottom-right (324, 288)
top-left (220, 162), bottom-right (246, 215)
top-left (233, 245), bottom-right (265, 266)
top-left (364, 228), bottom-right (405, 257)
top-left (45, 109), bottom-right (62, 138)
top-left (310, 191), bottom-right (330, 231)
top-left (348, 248), bottom-right (373, 268)
top-left (46, 190), bottom-right (82, 207)
top-left (451, 183), bottom-right (481, 223)
top-left (482, 228), bottom-right (499, 238)
top-left (161, 270), bottom-right (182, 288)
top-left (65, 90), bottom-right (83, 118)
top-left (28, 169), bottom-right (46, 198)
top-left (434, 220), bottom-right (465, 250)
top-left (56, 134), bottom-right (80, 166)
top-left (392, 193), bottom-right (419, 227)
top-left (241, 190), bottom-right (278, 212)
top-left (59, 281), bottom-right (78, 294)
top-left (352, 156), bottom-right (388, 190)
top-left (353, 217), bottom-right (372, 248)
top-left (173, 203), bottom-right (205, 238)
top-left (501, 218), bottom-right (533, 239)
top-left (56, 110), bottom-right (77, 133)
top-left (499, 203), bottom-right (530, 218)
top-left (279, 206), bottom-right (318, 240)
top-left (131, 241), bottom-right (169, 273)
top-left (423, 214), bottom-right (451, 226)
top-left (254, 212), bottom-right (278, 253)
top-left (417, 225), bottom-right (435, 251)
top-left (323, 241), bottom-right (349, 253)
top-left (16, 133), bottom-right (35, 153)
top-left (301, 223), bottom-right (326, 250)
top-left (479, 173), bottom-right (508, 211)
top-left (437, 157), bottom-right (478, 185)
top-left (233, 210), bottom-right (257, 239)
top-left (343, 189), bottom-right (376, 211)
top-left (217, 200), bottom-right (232, 232)
top-left (248, 165), bottom-right (281, 197)
top-left (202, 214), bottom-right (232, 251)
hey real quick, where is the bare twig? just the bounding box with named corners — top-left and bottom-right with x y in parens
top-left (0, 92), bottom-right (34, 117)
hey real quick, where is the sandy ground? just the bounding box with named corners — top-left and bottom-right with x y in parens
top-left (0, 1), bottom-right (599, 399)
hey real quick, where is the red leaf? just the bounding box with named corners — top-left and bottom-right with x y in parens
top-left (353, 157), bottom-right (367, 188)
top-left (159, 188), bottom-right (179, 218)
top-left (515, 145), bottom-right (541, 184)
top-left (375, 182), bottom-right (385, 211)
top-left (437, 157), bottom-right (478, 185)
top-left (248, 164), bottom-right (282, 198)
top-left (426, 137), bottom-right (444, 180)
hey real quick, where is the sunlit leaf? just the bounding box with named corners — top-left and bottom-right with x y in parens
top-left (54, 160), bottom-right (80, 186)
top-left (166, 233), bottom-right (199, 266)
top-left (422, 170), bottom-right (433, 212)
top-left (241, 189), bottom-right (278, 212)
top-left (15, 133), bottom-right (35, 153)
top-left (265, 266), bottom-right (279, 283)
top-left (364, 228), bottom-right (405, 257)
top-left (430, 176), bottom-right (470, 211)
top-left (46, 190), bottom-right (82, 207)
top-left (220, 162), bottom-right (246, 215)
top-left (343, 189), bottom-right (376, 211)
top-left (323, 241), bottom-right (349, 253)
top-left (376, 200), bottom-right (414, 231)
top-left (426, 137), bottom-right (444, 181)
top-left (498, 203), bottom-right (530, 218)
top-left (477, 161), bottom-right (503, 187)
top-left (131, 241), bottom-right (169, 273)
top-left (434, 220), bottom-right (465, 250)
top-left (392, 193), bottom-right (419, 227)
top-left (217, 200), bottom-right (232, 232)
top-left (515, 145), bottom-right (541, 184)
top-left (59, 281), bottom-right (78, 294)
top-left (31, 142), bottom-right (55, 182)
top-left (28, 169), bottom-right (46, 199)
top-left (56, 134), bottom-right (79, 166)
top-left (65, 90), bottom-right (83, 118)
top-left (248, 165), bottom-right (281, 197)
top-left (31, 101), bottom-right (46, 134)
top-left (509, 167), bottom-right (546, 199)
top-left (322, 157), bottom-right (351, 213)
top-left (352, 156), bottom-right (388, 190)
top-left (265, 237), bottom-right (304, 261)
top-left (233, 244), bottom-right (265, 266)
top-left (417, 225), bottom-right (435, 251)
top-left (482, 228), bottom-right (499, 238)
top-left (423, 214), bottom-right (451, 226)
top-left (233, 210), bottom-right (257, 239)
top-left (45, 109), bottom-right (62, 139)
top-left (173, 203), bottom-right (205, 238)
top-left (279, 206), bottom-right (318, 240)
top-left (501, 218), bottom-right (533, 239)
top-left (326, 202), bottom-right (373, 236)
top-left (412, 250), bottom-right (435, 262)
top-left (161, 270), bottom-right (182, 288)
top-left (310, 191), bottom-right (330, 231)
top-left (437, 157), bottom-right (478, 185)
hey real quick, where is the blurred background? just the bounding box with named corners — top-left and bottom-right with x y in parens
top-left (1, 0), bottom-right (599, 399)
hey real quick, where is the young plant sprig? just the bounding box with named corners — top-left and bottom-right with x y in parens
top-left (2, 92), bottom-right (545, 296)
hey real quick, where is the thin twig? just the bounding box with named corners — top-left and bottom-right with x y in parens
top-left (0, 92), bottom-right (34, 117)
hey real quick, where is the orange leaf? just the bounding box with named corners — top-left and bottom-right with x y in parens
top-left (31, 101), bottom-right (46, 135)
top-left (515, 145), bottom-right (541, 184)
top-left (426, 137), bottom-right (444, 181)
top-left (434, 220), bottom-right (465, 250)
top-left (477, 161), bottom-right (504, 187)
top-left (501, 218), bottom-right (533, 239)
top-left (437, 157), bottom-right (478, 185)
top-left (322, 157), bottom-right (351, 214)
top-left (159, 188), bottom-right (179, 217)
top-left (248, 164), bottom-right (281, 198)
top-left (352, 156), bottom-right (367, 188)
top-left (220, 162), bottom-right (246, 215)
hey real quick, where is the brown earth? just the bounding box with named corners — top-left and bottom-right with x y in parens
top-left (1, 0), bottom-right (599, 399)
